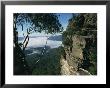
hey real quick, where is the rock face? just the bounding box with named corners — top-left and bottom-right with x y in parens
top-left (60, 35), bottom-right (90, 75)
top-left (60, 56), bottom-right (71, 75)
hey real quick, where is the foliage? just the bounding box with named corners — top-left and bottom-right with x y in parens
top-left (31, 48), bottom-right (61, 75)
top-left (14, 13), bottom-right (63, 34)
top-left (14, 13), bottom-right (63, 75)
top-left (82, 38), bottom-right (97, 75)
top-left (62, 13), bottom-right (97, 75)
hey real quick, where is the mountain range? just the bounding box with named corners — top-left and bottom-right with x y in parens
top-left (18, 35), bottom-right (62, 41)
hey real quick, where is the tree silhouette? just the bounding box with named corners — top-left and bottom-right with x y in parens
top-left (14, 13), bottom-right (63, 75)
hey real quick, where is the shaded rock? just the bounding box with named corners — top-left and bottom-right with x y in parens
top-left (60, 35), bottom-right (91, 75)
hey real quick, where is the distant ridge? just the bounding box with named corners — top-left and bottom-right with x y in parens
top-left (18, 35), bottom-right (62, 41)
top-left (48, 35), bottom-right (62, 41)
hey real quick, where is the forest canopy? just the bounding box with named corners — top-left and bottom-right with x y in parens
top-left (14, 13), bottom-right (63, 75)
top-left (14, 13), bottom-right (97, 75)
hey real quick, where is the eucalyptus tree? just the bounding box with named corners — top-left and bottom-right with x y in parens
top-left (14, 13), bottom-right (63, 75)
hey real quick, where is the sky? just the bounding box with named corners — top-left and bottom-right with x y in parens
top-left (17, 13), bottom-right (73, 37)
top-left (57, 13), bottom-right (72, 30)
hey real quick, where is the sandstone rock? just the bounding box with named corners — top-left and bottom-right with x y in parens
top-left (60, 35), bottom-right (90, 75)
top-left (60, 57), bottom-right (71, 75)
top-left (72, 35), bottom-right (86, 49)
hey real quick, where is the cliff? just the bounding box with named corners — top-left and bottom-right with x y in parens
top-left (60, 35), bottom-right (91, 75)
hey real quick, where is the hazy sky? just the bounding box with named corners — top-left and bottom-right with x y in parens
top-left (17, 13), bottom-right (72, 37)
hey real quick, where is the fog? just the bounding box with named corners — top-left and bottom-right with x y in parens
top-left (19, 36), bottom-right (62, 49)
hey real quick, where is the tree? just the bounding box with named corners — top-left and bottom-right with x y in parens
top-left (14, 13), bottom-right (63, 75)
top-left (62, 13), bottom-right (97, 75)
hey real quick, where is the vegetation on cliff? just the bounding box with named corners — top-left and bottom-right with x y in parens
top-left (14, 13), bottom-right (97, 75)
top-left (62, 13), bottom-right (97, 75)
